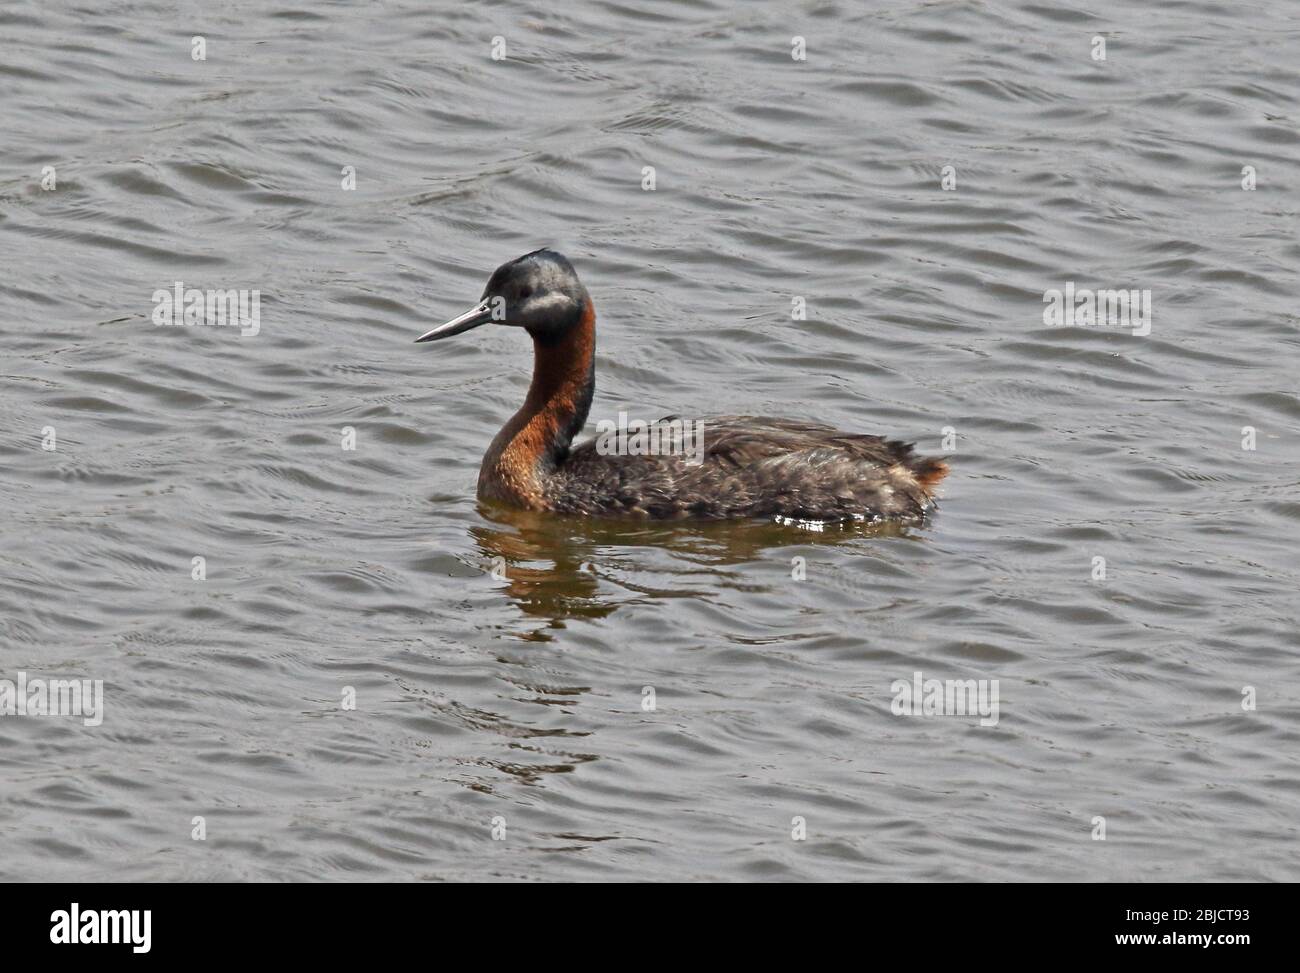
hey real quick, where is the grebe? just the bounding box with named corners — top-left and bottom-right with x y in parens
top-left (416, 249), bottom-right (948, 523)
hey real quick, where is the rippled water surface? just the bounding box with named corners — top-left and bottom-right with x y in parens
top-left (2, 0), bottom-right (1299, 881)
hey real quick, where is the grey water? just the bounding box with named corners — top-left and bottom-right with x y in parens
top-left (1, 0), bottom-right (1298, 881)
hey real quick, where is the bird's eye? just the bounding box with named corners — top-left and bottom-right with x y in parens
top-left (519, 287), bottom-right (533, 299)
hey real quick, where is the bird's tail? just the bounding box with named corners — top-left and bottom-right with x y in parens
top-left (911, 456), bottom-right (950, 497)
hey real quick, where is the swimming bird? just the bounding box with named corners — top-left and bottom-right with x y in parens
top-left (415, 249), bottom-right (948, 523)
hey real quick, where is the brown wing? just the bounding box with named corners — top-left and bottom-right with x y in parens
top-left (557, 415), bottom-right (948, 521)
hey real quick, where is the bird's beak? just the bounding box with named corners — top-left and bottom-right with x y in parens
top-left (414, 299), bottom-right (494, 343)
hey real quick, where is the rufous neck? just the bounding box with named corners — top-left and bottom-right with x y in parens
top-left (477, 302), bottom-right (596, 506)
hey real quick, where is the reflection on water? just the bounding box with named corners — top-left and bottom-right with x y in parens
top-left (471, 502), bottom-right (922, 633)
top-left (471, 506), bottom-right (612, 634)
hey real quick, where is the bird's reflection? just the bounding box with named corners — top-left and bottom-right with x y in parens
top-left (462, 504), bottom-right (924, 797)
top-left (469, 506), bottom-right (610, 636)
top-left (470, 500), bottom-right (919, 636)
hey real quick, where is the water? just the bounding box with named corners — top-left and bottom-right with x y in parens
top-left (2, 0), bottom-right (1298, 882)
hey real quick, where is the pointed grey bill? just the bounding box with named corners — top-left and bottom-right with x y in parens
top-left (414, 299), bottom-right (494, 342)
